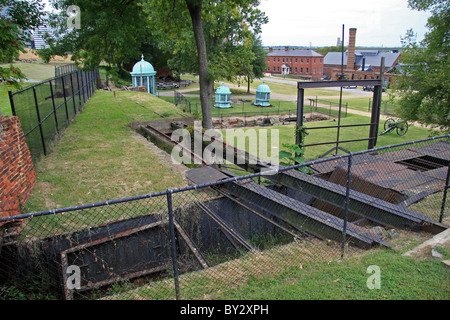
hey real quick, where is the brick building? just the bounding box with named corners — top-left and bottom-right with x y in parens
top-left (323, 28), bottom-right (401, 84)
top-left (266, 47), bottom-right (324, 80)
top-left (0, 116), bottom-right (37, 225)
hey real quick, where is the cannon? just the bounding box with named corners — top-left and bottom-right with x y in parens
top-left (379, 118), bottom-right (409, 136)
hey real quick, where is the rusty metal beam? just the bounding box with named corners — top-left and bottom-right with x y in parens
top-left (224, 181), bottom-right (389, 248)
top-left (173, 219), bottom-right (209, 269)
top-left (268, 169), bottom-right (447, 233)
top-left (297, 79), bottom-right (381, 89)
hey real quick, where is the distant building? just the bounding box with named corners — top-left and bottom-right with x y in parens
top-left (33, 25), bottom-right (53, 50)
top-left (266, 47), bottom-right (324, 80)
top-left (323, 28), bottom-right (401, 85)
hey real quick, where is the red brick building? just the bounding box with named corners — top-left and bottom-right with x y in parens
top-left (266, 47), bottom-right (324, 80)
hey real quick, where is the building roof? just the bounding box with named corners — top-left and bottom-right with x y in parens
top-left (324, 50), bottom-right (401, 68)
top-left (267, 49), bottom-right (323, 58)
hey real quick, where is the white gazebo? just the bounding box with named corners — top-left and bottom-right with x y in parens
top-left (131, 54), bottom-right (157, 95)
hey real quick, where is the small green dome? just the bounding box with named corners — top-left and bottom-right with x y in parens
top-left (216, 83), bottom-right (231, 95)
top-left (131, 55), bottom-right (156, 75)
top-left (256, 81), bottom-right (271, 93)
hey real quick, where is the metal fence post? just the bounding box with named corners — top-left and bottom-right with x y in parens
top-left (341, 153), bottom-right (353, 259)
top-left (167, 190), bottom-right (180, 300)
top-left (439, 165), bottom-right (450, 223)
top-left (8, 91), bottom-right (16, 116)
top-left (49, 80), bottom-right (59, 134)
top-left (32, 87), bottom-right (47, 156)
top-left (70, 73), bottom-right (77, 114)
top-left (61, 75), bottom-right (70, 122)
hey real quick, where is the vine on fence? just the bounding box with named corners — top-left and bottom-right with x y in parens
top-left (279, 125), bottom-right (312, 174)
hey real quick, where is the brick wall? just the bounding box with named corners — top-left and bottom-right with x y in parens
top-left (0, 115), bottom-right (37, 224)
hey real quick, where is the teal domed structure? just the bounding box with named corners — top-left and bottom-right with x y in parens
top-left (131, 54), bottom-right (157, 95)
top-left (254, 81), bottom-right (271, 107)
top-left (214, 82), bottom-right (231, 108)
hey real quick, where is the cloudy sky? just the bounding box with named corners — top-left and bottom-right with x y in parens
top-left (257, 0), bottom-right (431, 47)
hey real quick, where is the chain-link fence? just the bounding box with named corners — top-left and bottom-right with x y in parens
top-left (8, 68), bottom-right (99, 162)
top-left (0, 135), bottom-right (449, 300)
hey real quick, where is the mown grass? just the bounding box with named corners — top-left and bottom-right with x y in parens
top-left (24, 90), bottom-right (189, 214)
top-left (216, 247), bottom-right (450, 300)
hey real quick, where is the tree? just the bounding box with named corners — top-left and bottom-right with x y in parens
top-left (147, 0), bottom-right (267, 129)
top-left (47, 0), bottom-right (150, 82)
top-left (185, 0), bottom-right (212, 129)
top-left (245, 34), bottom-right (267, 93)
top-left (393, 0), bottom-right (449, 132)
top-left (0, 0), bottom-right (44, 89)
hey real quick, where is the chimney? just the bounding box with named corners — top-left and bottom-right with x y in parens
top-left (269, 47), bottom-right (273, 53)
top-left (347, 28), bottom-right (357, 70)
top-left (285, 46), bottom-right (289, 51)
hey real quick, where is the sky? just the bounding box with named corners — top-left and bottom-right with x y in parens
top-left (257, 0), bottom-right (432, 48)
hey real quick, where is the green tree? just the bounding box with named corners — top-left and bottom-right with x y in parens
top-left (393, 0), bottom-right (449, 132)
top-left (147, 0), bottom-right (267, 129)
top-left (0, 0), bottom-right (44, 89)
top-left (47, 0), bottom-right (149, 82)
top-left (245, 34), bottom-right (267, 93)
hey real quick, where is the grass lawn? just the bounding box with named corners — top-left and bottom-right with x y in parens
top-left (216, 246), bottom-right (450, 300)
top-left (221, 113), bottom-right (433, 162)
top-left (23, 90), bottom-right (189, 214)
top-left (0, 61), bottom-right (62, 82)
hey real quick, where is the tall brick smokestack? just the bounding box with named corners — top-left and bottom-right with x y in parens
top-left (347, 28), bottom-right (357, 70)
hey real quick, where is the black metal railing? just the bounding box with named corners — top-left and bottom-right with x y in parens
top-left (0, 135), bottom-right (449, 300)
top-left (8, 68), bottom-right (99, 161)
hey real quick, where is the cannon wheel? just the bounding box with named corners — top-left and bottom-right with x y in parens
top-left (396, 120), bottom-right (409, 136)
top-left (384, 118), bottom-right (396, 131)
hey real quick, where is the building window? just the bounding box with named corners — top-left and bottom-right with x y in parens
top-left (295, 58), bottom-right (297, 63)
top-left (313, 67), bottom-right (316, 74)
top-left (300, 67), bottom-right (303, 73)
top-left (295, 67), bottom-right (298, 73)
top-left (306, 67), bottom-right (309, 73)
top-left (277, 58), bottom-right (280, 62)
top-left (314, 59), bottom-right (316, 63)
top-left (282, 58), bottom-right (285, 62)
top-left (320, 58), bottom-right (323, 63)
top-left (319, 67), bottom-right (322, 74)
top-left (307, 58), bottom-right (309, 63)
top-left (273, 66), bottom-right (276, 72)
top-left (277, 66), bottom-right (280, 72)
top-left (273, 58), bottom-right (276, 62)
top-left (301, 58), bottom-right (303, 63)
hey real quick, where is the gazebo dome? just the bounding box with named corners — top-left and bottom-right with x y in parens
top-left (254, 81), bottom-right (271, 107)
top-left (256, 81), bottom-right (271, 94)
top-left (132, 56), bottom-right (156, 75)
top-left (216, 83), bottom-right (231, 95)
top-left (131, 54), bottom-right (157, 95)
top-left (214, 82), bottom-right (232, 109)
